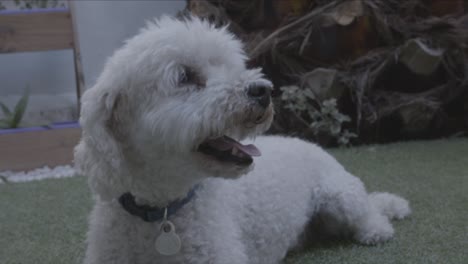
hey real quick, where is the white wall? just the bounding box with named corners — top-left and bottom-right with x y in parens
top-left (0, 0), bottom-right (185, 124)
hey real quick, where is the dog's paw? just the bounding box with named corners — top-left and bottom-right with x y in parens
top-left (369, 192), bottom-right (411, 220)
top-left (354, 215), bottom-right (395, 245)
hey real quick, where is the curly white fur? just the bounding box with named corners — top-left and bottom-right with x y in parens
top-left (75, 16), bottom-right (411, 264)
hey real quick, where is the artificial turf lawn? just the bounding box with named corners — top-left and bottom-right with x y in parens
top-left (0, 139), bottom-right (467, 264)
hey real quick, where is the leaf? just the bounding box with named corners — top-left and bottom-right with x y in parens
top-left (310, 121), bottom-right (321, 129)
top-left (0, 119), bottom-right (12, 129)
top-left (340, 114), bottom-right (351, 123)
top-left (0, 102), bottom-right (12, 116)
top-left (322, 99), bottom-right (337, 108)
top-left (12, 88), bottom-right (30, 128)
top-left (0, 174), bottom-right (9, 183)
top-left (40, 0), bottom-right (48, 9)
top-left (331, 123), bottom-right (342, 135)
top-left (335, 113), bottom-right (351, 123)
top-left (338, 136), bottom-right (349, 145)
top-left (343, 130), bottom-right (358, 138)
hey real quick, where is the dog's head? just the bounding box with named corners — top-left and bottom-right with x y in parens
top-left (76, 17), bottom-right (273, 199)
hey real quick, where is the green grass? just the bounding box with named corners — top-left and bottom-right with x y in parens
top-left (1, 139), bottom-right (467, 264)
top-left (0, 177), bottom-right (90, 264)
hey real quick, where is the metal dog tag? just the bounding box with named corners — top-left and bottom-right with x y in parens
top-left (155, 220), bottom-right (181, 256)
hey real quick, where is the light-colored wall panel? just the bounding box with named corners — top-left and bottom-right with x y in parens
top-left (0, 0), bottom-right (185, 121)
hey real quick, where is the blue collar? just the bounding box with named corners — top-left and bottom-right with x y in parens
top-left (118, 186), bottom-right (198, 222)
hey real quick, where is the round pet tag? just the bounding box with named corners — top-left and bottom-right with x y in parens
top-left (155, 221), bottom-right (181, 256)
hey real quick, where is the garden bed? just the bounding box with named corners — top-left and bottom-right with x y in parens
top-left (0, 122), bottom-right (81, 171)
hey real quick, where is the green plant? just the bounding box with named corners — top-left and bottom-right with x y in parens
top-left (280, 85), bottom-right (357, 145)
top-left (0, 174), bottom-right (8, 183)
top-left (0, 88), bottom-right (30, 129)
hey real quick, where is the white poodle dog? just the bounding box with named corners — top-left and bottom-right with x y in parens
top-left (75, 16), bottom-right (411, 264)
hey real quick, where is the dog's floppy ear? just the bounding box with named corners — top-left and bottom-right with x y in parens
top-left (78, 87), bottom-right (126, 169)
top-left (105, 92), bottom-right (129, 143)
top-left (75, 87), bottom-right (130, 200)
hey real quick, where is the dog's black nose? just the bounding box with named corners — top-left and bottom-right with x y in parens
top-left (247, 84), bottom-right (272, 108)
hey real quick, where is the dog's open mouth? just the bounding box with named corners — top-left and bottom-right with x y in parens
top-left (197, 136), bottom-right (261, 166)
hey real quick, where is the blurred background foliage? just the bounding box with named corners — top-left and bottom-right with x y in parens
top-left (186, 0), bottom-right (468, 146)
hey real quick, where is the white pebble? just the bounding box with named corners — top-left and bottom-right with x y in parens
top-left (0, 165), bottom-right (78, 184)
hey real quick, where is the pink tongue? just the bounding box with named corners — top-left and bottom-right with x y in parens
top-left (207, 136), bottom-right (261, 157)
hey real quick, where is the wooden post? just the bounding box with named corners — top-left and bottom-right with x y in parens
top-left (0, 1), bottom-right (85, 115)
top-left (0, 9), bottom-right (74, 53)
top-left (68, 0), bottom-right (85, 114)
top-left (0, 3), bottom-right (86, 171)
top-left (0, 125), bottom-right (81, 171)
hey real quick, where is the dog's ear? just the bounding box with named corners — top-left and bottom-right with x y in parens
top-left (78, 88), bottom-right (127, 169)
top-left (105, 92), bottom-right (129, 143)
top-left (75, 87), bottom-right (130, 200)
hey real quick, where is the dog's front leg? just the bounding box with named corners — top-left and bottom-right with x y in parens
top-left (83, 202), bottom-right (134, 264)
top-left (173, 206), bottom-right (250, 264)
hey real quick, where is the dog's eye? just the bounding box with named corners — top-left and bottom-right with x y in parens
top-left (179, 66), bottom-right (205, 88)
top-left (179, 67), bottom-right (196, 84)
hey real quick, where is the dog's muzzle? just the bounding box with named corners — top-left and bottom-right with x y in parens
top-left (246, 83), bottom-right (272, 108)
